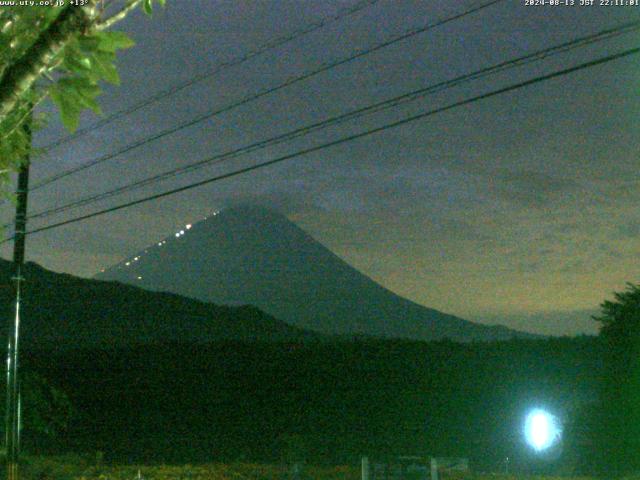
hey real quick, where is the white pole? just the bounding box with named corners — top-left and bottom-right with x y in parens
top-left (430, 458), bottom-right (438, 480)
top-left (362, 456), bottom-right (370, 480)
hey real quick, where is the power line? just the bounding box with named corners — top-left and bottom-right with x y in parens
top-left (3, 45), bottom-right (637, 245)
top-left (31, 0), bottom-right (505, 191)
top-left (21, 18), bottom-right (640, 224)
top-left (38, 0), bottom-right (382, 152)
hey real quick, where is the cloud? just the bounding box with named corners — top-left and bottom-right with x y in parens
top-left (617, 221), bottom-right (640, 239)
top-left (491, 169), bottom-right (583, 208)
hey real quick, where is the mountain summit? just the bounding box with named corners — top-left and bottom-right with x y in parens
top-left (96, 206), bottom-right (528, 341)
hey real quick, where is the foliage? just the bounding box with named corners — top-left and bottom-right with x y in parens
top-left (25, 336), bottom-right (602, 471)
top-left (7, 457), bottom-right (360, 480)
top-left (0, 371), bottom-right (73, 442)
top-left (594, 283), bottom-right (640, 345)
top-left (0, 0), bottom-right (165, 196)
top-left (591, 283), bottom-right (640, 475)
top-left (1, 456), bottom-right (623, 480)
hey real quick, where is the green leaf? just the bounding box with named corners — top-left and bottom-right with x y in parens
top-left (93, 31), bottom-right (135, 53)
top-left (143, 0), bottom-right (153, 15)
top-left (91, 50), bottom-right (120, 85)
top-left (49, 77), bottom-right (103, 132)
top-left (49, 84), bottom-right (81, 132)
top-left (72, 84), bottom-right (102, 115)
top-left (76, 35), bottom-right (101, 53)
top-left (68, 32), bottom-right (131, 85)
top-left (62, 48), bottom-right (93, 76)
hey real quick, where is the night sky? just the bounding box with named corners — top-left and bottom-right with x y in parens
top-left (2, 0), bottom-right (639, 336)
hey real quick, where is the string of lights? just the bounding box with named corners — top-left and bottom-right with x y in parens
top-left (18, 18), bottom-right (640, 227)
top-left (2, 45), bottom-right (637, 245)
top-left (37, 0), bottom-right (382, 152)
top-left (30, 0), bottom-right (505, 191)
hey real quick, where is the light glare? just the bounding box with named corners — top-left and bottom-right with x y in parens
top-left (524, 408), bottom-right (560, 451)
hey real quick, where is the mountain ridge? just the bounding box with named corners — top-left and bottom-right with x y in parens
top-left (0, 259), bottom-right (319, 349)
top-left (96, 205), bottom-right (534, 342)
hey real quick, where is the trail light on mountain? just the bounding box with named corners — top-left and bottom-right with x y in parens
top-left (524, 408), bottom-right (561, 451)
top-left (186, 224), bottom-right (192, 229)
top-left (94, 206), bottom-right (527, 342)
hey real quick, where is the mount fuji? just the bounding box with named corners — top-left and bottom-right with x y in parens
top-left (96, 206), bottom-right (530, 342)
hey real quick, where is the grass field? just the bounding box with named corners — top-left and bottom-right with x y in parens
top-left (14, 456), bottom-right (360, 480)
top-left (9, 456), bottom-right (640, 480)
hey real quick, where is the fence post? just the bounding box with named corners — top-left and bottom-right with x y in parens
top-left (362, 456), bottom-right (370, 480)
top-left (430, 458), bottom-right (438, 480)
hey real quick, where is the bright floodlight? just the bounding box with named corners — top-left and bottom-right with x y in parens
top-left (524, 409), bottom-right (560, 451)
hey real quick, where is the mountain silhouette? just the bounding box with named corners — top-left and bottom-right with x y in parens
top-left (96, 206), bottom-right (530, 342)
top-left (0, 259), bottom-right (316, 349)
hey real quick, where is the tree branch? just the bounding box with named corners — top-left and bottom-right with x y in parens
top-left (95, 0), bottom-right (143, 31)
top-left (0, 2), bottom-right (100, 121)
top-left (0, 91), bottom-right (47, 142)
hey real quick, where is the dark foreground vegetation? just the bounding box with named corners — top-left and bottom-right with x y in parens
top-left (17, 336), bottom-right (602, 473)
top-left (2, 262), bottom-right (638, 476)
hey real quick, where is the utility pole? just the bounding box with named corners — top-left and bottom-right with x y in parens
top-left (5, 115), bottom-right (31, 480)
